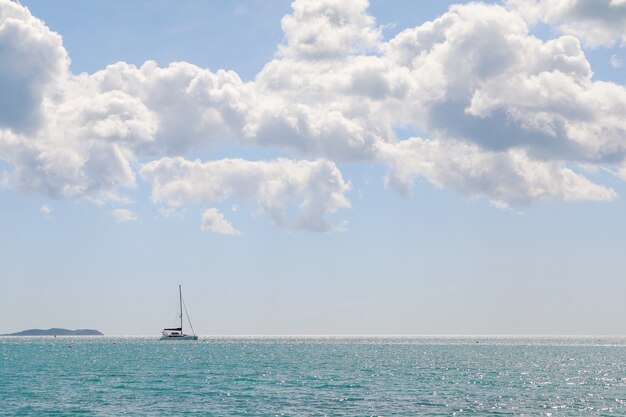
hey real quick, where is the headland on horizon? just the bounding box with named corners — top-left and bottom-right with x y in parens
top-left (2, 328), bottom-right (103, 336)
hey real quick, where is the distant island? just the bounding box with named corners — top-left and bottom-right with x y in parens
top-left (2, 328), bottom-right (103, 336)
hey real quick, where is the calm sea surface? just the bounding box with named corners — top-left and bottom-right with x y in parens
top-left (1, 336), bottom-right (625, 416)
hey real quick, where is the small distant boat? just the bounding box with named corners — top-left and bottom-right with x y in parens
top-left (160, 285), bottom-right (198, 341)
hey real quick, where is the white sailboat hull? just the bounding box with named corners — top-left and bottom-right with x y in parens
top-left (159, 334), bottom-right (198, 341)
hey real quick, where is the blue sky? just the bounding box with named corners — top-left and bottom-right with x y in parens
top-left (2, 0), bottom-right (626, 335)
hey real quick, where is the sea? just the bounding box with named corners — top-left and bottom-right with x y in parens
top-left (1, 336), bottom-right (625, 416)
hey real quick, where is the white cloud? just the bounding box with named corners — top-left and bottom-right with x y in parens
top-left (381, 3), bottom-right (626, 196)
top-left (279, 0), bottom-right (381, 60)
top-left (377, 138), bottom-right (616, 208)
top-left (201, 208), bottom-right (241, 235)
top-left (507, 0), bottom-right (626, 47)
top-left (112, 208), bottom-right (137, 222)
top-left (0, 0), bottom-right (68, 133)
top-left (90, 61), bottom-right (246, 155)
top-left (1, 0), bottom-right (626, 229)
top-left (610, 54), bottom-right (623, 68)
top-left (141, 157), bottom-right (351, 232)
top-left (40, 204), bottom-right (53, 217)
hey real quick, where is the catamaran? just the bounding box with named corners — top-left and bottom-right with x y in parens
top-left (160, 285), bottom-right (198, 340)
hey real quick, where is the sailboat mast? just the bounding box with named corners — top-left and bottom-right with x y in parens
top-left (179, 284), bottom-right (183, 331)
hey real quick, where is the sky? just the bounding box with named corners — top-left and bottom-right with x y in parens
top-left (2, 0), bottom-right (626, 335)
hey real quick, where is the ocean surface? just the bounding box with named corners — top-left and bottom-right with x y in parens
top-left (1, 336), bottom-right (625, 416)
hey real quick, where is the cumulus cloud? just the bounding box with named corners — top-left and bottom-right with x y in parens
top-left (141, 157), bottom-right (351, 232)
top-left (279, 0), bottom-right (381, 60)
top-left (377, 3), bottom-right (626, 202)
top-left (507, 0), bottom-right (626, 47)
top-left (1, 0), bottom-right (626, 232)
top-left (0, 0), bottom-right (68, 133)
top-left (90, 61), bottom-right (247, 155)
top-left (112, 208), bottom-right (137, 222)
top-left (201, 208), bottom-right (241, 235)
top-left (0, 3), bottom-right (143, 202)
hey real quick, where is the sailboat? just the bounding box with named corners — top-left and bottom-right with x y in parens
top-left (160, 285), bottom-right (198, 340)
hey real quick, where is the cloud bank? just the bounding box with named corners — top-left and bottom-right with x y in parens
top-left (1, 0), bottom-right (625, 232)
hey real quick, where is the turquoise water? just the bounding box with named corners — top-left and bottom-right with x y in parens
top-left (1, 336), bottom-right (626, 416)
